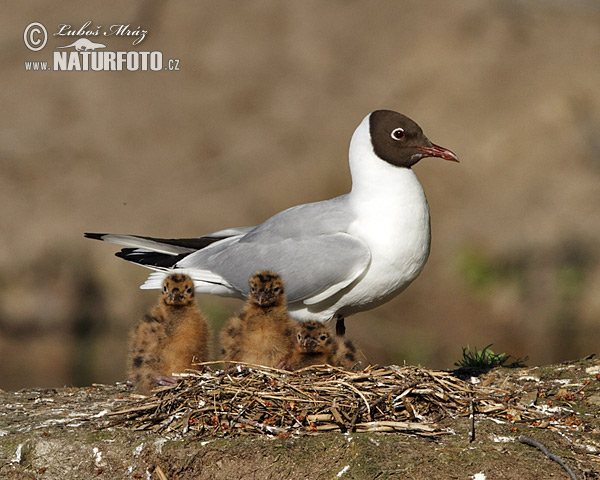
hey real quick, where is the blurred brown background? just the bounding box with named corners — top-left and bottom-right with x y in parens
top-left (2, 1), bottom-right (599, 390)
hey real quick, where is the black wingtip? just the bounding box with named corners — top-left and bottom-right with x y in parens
top-left (115, 248), bottom-right (185, 268)
top-left (84, 232), bottom-right (108, 241)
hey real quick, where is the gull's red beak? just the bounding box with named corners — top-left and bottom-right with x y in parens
top-left (417, 143), bottom-right (459, 162)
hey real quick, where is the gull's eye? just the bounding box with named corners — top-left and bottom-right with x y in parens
top-left (391, 127), bottom-right (405, 140)
top-left (186, 287), bottom-right (193, 294)
top-left (163, 285), bottom-right (168, 293)
top-left (319, 334), bottom-right (328, 341)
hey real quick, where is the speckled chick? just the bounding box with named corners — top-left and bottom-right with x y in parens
top-left (221, 271), bottom-right (296, 368)
top-left (288, 320), bottom-right (358, 370)
top-left (334, 336), bottom-right (359, 370)
top-left (127, 274), bottom-right (210, 394)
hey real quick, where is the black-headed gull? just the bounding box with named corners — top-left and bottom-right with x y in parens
top-left (86, 110), bottom-right (458, 335)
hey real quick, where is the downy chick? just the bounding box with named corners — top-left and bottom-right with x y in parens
top-left (288, 320), bottom-right (358, 370)
top-left (221, 271), bottom-right (296, 368)
top-left (128, 274), bottom-right (210, 394)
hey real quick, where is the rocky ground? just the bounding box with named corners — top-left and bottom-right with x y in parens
top-left (1, 356), bottom-right (599, 479)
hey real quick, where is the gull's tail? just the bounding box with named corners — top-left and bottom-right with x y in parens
top-left (84, 233), bottom-right (218, 268)
top-left (85, 227), bottom-right (252, 267)
top-left (84, 231), bottom-right (245, 295)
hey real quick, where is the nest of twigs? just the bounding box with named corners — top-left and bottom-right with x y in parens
top-left (108, 362), bottom-right (540, 437)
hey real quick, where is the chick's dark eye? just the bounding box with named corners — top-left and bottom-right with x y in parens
top-left (391, 127), bottom-right (405, 140)
top-left (320, 335), bottom-right (328, 341)
top-left (163, 285), bottom-right (168, 293)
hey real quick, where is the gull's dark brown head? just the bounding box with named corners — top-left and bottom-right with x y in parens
top-left (369, 110), bottom-right (459, 168)
top-left (162, 274), bottom-right (195, 306)
top-left (248, 271), bottom-right (285, 307)
top-left (296, 320), bottom-right (333, 353)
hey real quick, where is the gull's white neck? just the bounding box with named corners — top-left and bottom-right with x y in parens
top-left (348, 114), bottom-right (429, 212)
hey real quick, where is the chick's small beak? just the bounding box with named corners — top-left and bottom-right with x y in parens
top-left (168, 289), bottom-right (184, 302)
top-left (417, 143), bottom-right (459, 162)
top-left (256, 291), bottom-right (267, 305)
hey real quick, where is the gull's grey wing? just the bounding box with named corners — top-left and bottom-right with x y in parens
top-left (174, 195), bottom-right (371, 303)
top-left (176, 232), bottom-right (371, 304)
top-left (238, 195), bottom-right (351, 243)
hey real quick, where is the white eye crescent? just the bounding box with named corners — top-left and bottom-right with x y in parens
top-left (391, 127), bottom-right (405, 140)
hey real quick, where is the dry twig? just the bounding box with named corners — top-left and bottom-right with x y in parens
top-left (518, 435), bottom-right (579, 480)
